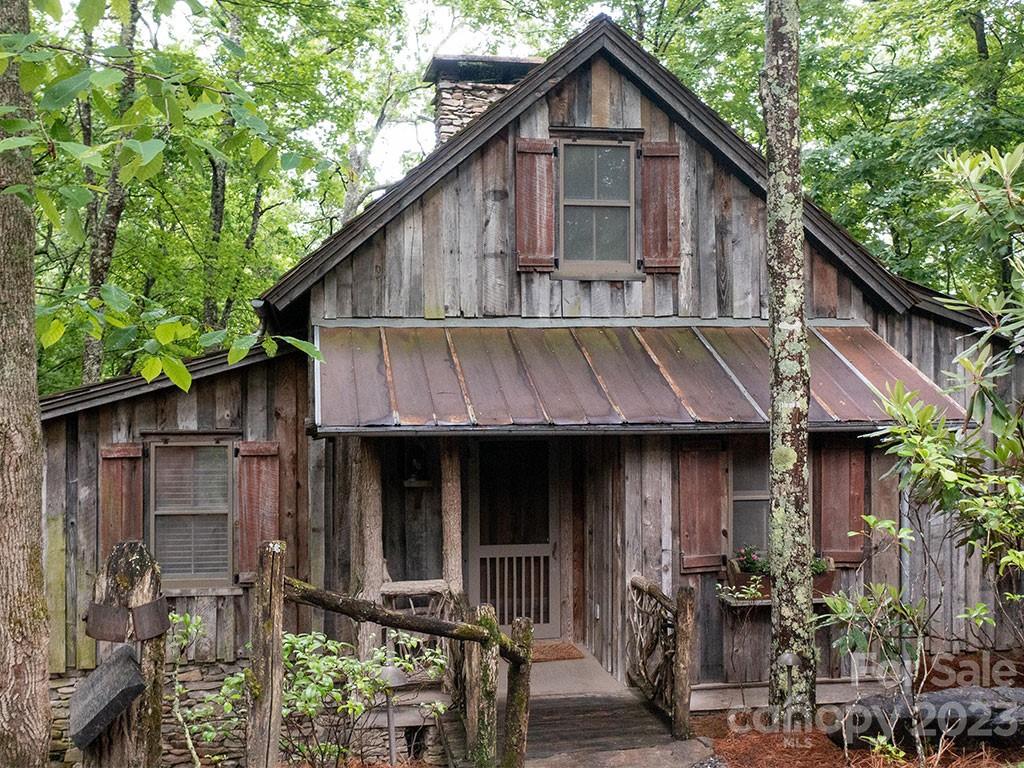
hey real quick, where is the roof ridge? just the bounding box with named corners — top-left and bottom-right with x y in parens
top-left (261, 14), bottom-right (915, 316)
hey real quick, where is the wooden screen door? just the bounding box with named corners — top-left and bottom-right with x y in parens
top-left (468, 440), bottom-right (560, 639)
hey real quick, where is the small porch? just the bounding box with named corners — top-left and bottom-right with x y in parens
top-left (314, 321), bottom-right (958, 748)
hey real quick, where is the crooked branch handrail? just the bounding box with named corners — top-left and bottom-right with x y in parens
top-left (285, 576), bottom-right (530, 665)
top-left (627, 575), bottom-right (694, 739)
top-left (247, 542), bottom-right (533, 768)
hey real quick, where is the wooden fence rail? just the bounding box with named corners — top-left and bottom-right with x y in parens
top-left (626, 574), bottom-right (694, 739)
top-left (247, 541), bottom-right (534, 768)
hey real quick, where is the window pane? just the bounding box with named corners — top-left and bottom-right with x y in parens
top-left (155, 514), bottom-right (230, 578)
top-left (733, 442), bottom-right (768, 493)
top-left (596, 146), bottom-right (629, 201)
top-left (155, 445), bottom-right (229, 511)
top-left (563, 206), bottom-right (595, 260)
top-left (733, 499), bottom-right (769, 552)
top-left (564, 144), bottom-right (595, 200)
top-left (594, 206), bottom-right (629, 261)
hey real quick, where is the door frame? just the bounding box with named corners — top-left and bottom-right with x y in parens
top-left (466, 439), bottom-right (562, 639)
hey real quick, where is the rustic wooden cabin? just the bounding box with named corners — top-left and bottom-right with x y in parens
top-left (40, 14), bottom-right (1014, 765)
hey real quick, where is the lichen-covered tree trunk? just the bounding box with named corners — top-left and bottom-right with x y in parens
top-left (0, 0), bottom-right (52, 762)
top-left (759, 0), bottom-right (816, 722)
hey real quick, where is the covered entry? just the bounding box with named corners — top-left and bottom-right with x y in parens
top-left (467, 440), bottom-right (560, 639)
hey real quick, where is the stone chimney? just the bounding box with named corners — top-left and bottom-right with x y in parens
top-left (423, 55), bottom-right (544, 143)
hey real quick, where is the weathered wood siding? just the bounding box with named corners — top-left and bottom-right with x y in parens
top-left (310, 54), bottom-right (869, 324)
top-left (42, 356), bottom-right (318, 671)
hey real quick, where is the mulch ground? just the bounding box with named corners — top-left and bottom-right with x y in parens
top-left (691, 712), bottom-right (1024, 768)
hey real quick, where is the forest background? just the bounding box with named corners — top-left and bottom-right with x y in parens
top-left (25, 0), bottom-right (1024, 394)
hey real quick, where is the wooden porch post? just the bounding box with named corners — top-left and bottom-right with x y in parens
top-left (672, 585), bottom-right (695, 739)
top-left (351, 437), bottom-right (385, 656)
top-left (465, 604), bottom-right (499, 768)
top-left (440, 437), bottom-right (463, 591)
top-left (247, 541), bottom-right (285, 768)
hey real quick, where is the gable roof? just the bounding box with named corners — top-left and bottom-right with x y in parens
top-left (261, 14), bottom-right (916, 317)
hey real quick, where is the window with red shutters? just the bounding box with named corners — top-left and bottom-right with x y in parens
top-left (515, 138), bottom-right (557, 271)
top-left (679, 444), bottom-right (728, 572)
top-left (639, 141), bottom-right (681, 273)
top-left (236, 441), bottom-right (280, 582)
top-left (99, 442), bottom-right (144, 561)
top-left (813, 439), bottom-right (867, 564)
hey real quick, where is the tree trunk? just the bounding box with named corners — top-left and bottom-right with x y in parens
top-left (0, 0), bottom-right (52, 763)
top-left (83, 542), bottom-right (165, 768)
top-left (759, 0), bottom-right (816, 722)
top-left (82, 0), bottom-right (139, 384)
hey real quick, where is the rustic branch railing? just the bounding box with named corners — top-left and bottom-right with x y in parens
top-left (247, 541), bottom-right (533, 768)
top-left (626, 575), bottom-right (694, 739)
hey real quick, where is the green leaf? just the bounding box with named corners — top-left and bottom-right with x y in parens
top-left (139, 356), bottom-right (162, 382)
top-left (154, 320), bottom-right (178, 345)
top-left (40, 69), bottom-right (93, 111)
top-left (160, 355), bottom-right (191, 392)
top-left (218, 33), bottom-right (245, 59)
top-left (109, 0), bottom-right (130, 24)
top-left (19, 61), bottom-right (47, 92)
top-left (281, 151), bottom-right (303, 171)
top-left (124, 138), bottom-right (165, 165)
top-left (255, 147), bottom-right (278, 177)
top-left (32, 0), bottom-right (62, 21)
top-left (227, 334), bottom-right (257, 364)
top-left (90, 68), bottom-right (124, 89)
top-left (185, 101), bottom-right (222, 121)
top-left (0, 135), bottom-right (39, 152)
top-left (99, 283), bottom-right (133, 313)
top-left (277, 335), bottom-right (323, 361)
top-left (198, 329), bottom-right (227, 347)
top-left (77, 0), bottom-right (105, 32)
top-left (36, 188), bottom-right (59, 226)
top-left (261, 335), bottom-right (278, 357)
top-left (40, 317), bottom-right (65, 348)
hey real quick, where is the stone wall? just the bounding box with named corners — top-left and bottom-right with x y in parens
top-left (49, 661), bottom-right (246, 768)
top-left (434, 80), bottom-right (515, 143)
top-left (49, 661), bottom-right (455, 767)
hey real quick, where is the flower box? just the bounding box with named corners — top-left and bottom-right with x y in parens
top-left (724, 555), bottom-right (836, 601)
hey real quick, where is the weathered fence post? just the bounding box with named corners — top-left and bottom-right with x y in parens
top-left (465, 604), bottom-right (499, 768)
top-left (247, 541), bottom-right (285, 768)
top-left (672, 585), bottom-right (695, 739)
top-left (500, 616), bottom-right (533, 768)
top-left (81, 541), bottom-right (165, 768)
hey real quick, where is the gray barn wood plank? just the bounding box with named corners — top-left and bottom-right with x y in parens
top-left (441, 172), bottom-right (460, 317)
top-left (457, 155), bottom-right (482, 318)
top-left (336, 258), bottom-right (353, 318)
top-left (713, 161), bottom-right (733, 316)
top-left (322, 267), bottom-right (337, 319)
top-left (730, 178), bottom-right (754, 319)
top-left (421, 185), bottom-right (446, 320)
top-left (678, 129), bottom-right (699, 316)
top-left (696, 147), bottom-right (717, 318)
top-left (77, 409), bottom-right (99, 669)
top-left (384, 215), bottom-right (406, 317)
top-left (45, 419), bottom-right (67, 673)
top-left (404, 201), bottom-right (424, 317)
top-left (481, 134), bottom-right (511, 316)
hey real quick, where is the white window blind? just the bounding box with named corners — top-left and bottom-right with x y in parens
top-left (152, 444), bottom-right (231, 582)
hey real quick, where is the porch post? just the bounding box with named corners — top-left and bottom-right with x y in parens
top-left (351, 437), bottom-right (384, 656)
top-left (440, 437), bottom-right (464, 592)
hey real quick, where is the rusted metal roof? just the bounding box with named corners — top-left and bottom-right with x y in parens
top-left (315, 324), bottom-right (964, 433)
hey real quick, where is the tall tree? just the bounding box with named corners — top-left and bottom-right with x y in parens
top-left (0, 0), bottom-right (51, 762)
top-left (760, 0), bottom-right (815, 721)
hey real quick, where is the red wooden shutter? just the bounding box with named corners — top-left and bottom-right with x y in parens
top-left (640, 142), bottom-right (681, 273)
top-left (814, 441), bottom-right (867, 564)
top-left (99, 443), bottom-right (144, 561)
top-left (679, 446), bottom-right (728, 572)
top-left (236, 441), bottom-right (280, 580)
top-left (515, 137), bottom-right (557, 271)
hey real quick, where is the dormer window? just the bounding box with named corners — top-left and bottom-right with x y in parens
top-left (558, 140), bottom-right (637, 279)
